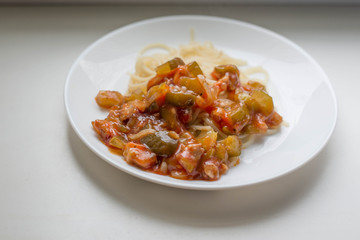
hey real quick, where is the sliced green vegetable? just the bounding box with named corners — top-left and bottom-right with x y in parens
top-left (109, 135), bottom-right (127, 149)
top-left (160, 105), bottom-right (181, 131)
top-left (230, 102), bottom-right (250, 124)
top-left (187, 61), bottom-right (203, 77)
top-left (222, 126), bottom-right (233, 135)
top-left (155, 57), bottom-right (185, 75)
top-left (195, 129), bottom-right (217, 151)
top-left (245, 90), bottom-right (274, 116)
top-left (215, 143), bottom-right (228, 163)
top-left (213, 64), bottom-right (241, 90)
top-left (244, 123), bottom-right (262, 134)
top-left (145, 82), bottom-right (169, 109)
top-left (165, 90), bottom-right (196, 107)
top-left (178, 77), bottom-right (204, 95)
top-left (221, 135), bottom-right (242, 157)
top-left (147, 101), bottom-right (159, 113)
top-left (140, 131), bottom-right (179, 157)
top-left (202, 148), bottom-right (215, 160)
top-left (247, 80), bottom-right (266, 91)
top-left (214, 64), bottom-right (239, 77)
top-left (114, 123), bottom-right (130, 133)
top-left (234, 92), bottom-right (250, 103)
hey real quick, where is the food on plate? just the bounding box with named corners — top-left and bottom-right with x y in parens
top-left (92, 41), bottom-right (282, 181)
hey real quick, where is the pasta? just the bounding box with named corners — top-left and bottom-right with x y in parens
top-left (128, 40), bottom-right (249, 93)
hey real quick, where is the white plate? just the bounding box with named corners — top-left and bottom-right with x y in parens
top-left (64, 15), bottom-right (337, 190)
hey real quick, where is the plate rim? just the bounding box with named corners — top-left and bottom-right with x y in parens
top-left (64, 15), bottom-right (338, 190)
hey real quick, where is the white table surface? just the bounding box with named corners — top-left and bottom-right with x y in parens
top-left (1, 4), bottom-right (359, 239)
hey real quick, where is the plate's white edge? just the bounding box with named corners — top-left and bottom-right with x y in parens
top-left (64, 15), bottom-right (338, 191)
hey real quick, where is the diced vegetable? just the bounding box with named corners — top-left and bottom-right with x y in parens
top-left (230, 102), bottom-right (250, 124)
top-left (222, 126), bottom-right (234, 135)
top-left (194, 76), bottom-right (216, 108)
top-left (178, 76), bottom-right (204, 95)
top-left (165, 90), bottom-right (196, 107)
top-left (160, 105), bottom-right (181, 131)
top-left (128, 129), bottom-right (156, 141)
top-left (202, 148), bottom-right (215, 160)
top-left (109, 135), bottom-right (127, 149)
top-left (146, 82), bottom-right (169, 109)
top-left (246, 80), bottom-right (266, 91)
top-left (215, 143), bottom-right (228, 163)
top-left (195, 129), bottom-right (217, 151)
top-left (245, 90), bottom-right (274, 116)
top-left (221, 135), bottom-right (242, 157)
top-left (126, 116), bottom-right (137, 128)
top-left (210, 100), bottom-right (250, 134)
top-left (147, 76), bottom-right (164, 90)
top-left (213, 64), bottom-right (239, 78)
top-left (187, 61), bottom-right (203, 77)
top-left (234, 92), bottom-right (250, 103)
top-left (95, 90), bottom-right (124, 108)
top-left (147, 101), bottom-right (159, 113)
top-left (113, 122), bottom-right (130, 133)
top-left (212, 64), bottom-right (240, 90)
top-left (140, 131), bottom-right (179, 157)
top-left (155, 57), bottom-right (185, 75)
top-left (92, 58), bottom-right (283, 181)
top-left (123, 142), bottom-right (157, 169)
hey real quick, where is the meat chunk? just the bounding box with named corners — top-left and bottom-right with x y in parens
top-left (203, 158), bottom-right (220, 180)
top-left (123, 142), bottom-right (157, 169)
top-left (92, 119), bottom-right (117, 144)
top-left (177, 143), bottom-right (204, 174)
top-left (118, 102), bottom-right (139, 121)
top-left (202, 158), bottom-right (229, 181)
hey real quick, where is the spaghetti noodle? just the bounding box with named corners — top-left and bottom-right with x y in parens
top-left (128, 40), bottom-right (252, 93)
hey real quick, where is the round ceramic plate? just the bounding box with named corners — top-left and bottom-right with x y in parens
top-left (64, 15), bottom-right (337, 190)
